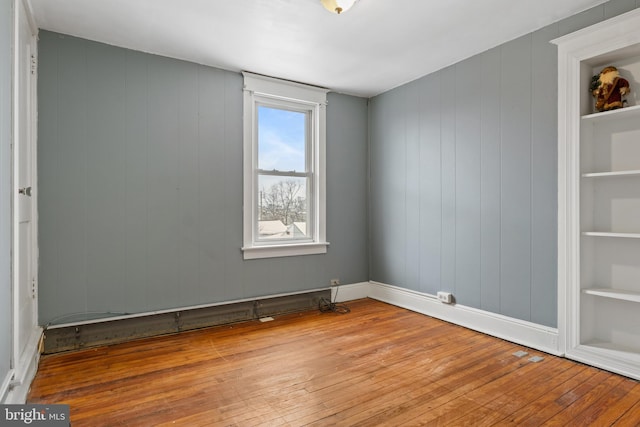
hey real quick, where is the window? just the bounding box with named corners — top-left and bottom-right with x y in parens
top-left (242, 72), bottom-right (329, 259)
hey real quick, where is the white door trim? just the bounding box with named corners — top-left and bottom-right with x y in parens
top-left (7, 0), bottom-right (40, 404)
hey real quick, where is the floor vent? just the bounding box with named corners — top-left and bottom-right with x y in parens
top-left (42, 289), bottom-right (329, 354)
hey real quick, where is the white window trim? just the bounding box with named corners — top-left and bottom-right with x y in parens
top-left (241, 72), bottom-right (329, 260)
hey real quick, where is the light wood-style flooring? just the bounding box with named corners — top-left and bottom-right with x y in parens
top-left (28, 298), bottom-right (640, 426)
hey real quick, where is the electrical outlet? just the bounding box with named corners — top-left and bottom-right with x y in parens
top-left (437, 291), bottom-right (453, 304)
top-left (330, 279), bottom-right (340, 286)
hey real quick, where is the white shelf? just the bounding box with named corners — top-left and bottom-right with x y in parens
top-left (582, 170), bottom-right (640, 178)
top-left (578, 342), bottom-right (640, 365)
top-left (582, 104), bottom-right (640, 123)
top-left (582, 232), bottom-right (640, 238)
top-left (583, 288), bottom-right (640, 303)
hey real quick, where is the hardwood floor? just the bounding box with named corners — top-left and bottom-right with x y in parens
top-left (28, 299), bottom-right (640, 426)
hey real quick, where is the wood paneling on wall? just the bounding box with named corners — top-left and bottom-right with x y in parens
top-left (37, 31), bottom-right (369, 326)
top-left (368, 0), bottom-right (640, 328)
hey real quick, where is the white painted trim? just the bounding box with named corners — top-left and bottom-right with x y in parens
top-left (551, 8), bottom-right (640, 59)
top-left (11, 0), bottom-right (19, 383)
top-left (2, 327), bottom-right (41, 404)
top-left (0, 369), bottom-right (14, 403)
top-left (568, 345), bottom-right (640, 381)
top-left (11, 0), bottom-right (39, 406)
top-left (20, 0), bottom-right (36, 36)
top-left (368, 281), bottom-right (561, 356)
top-left (241, 72), bottom-right (329, 260)
top-left (331, 282), bottom-right (370, 302)
top-left (241, 242), bottom-right (328, 260)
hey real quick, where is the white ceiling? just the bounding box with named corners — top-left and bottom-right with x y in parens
top-left (28, 0), bottom-right (607, 98)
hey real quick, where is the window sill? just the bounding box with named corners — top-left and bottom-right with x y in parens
top-left (241, 242), bottom-right (329, 260)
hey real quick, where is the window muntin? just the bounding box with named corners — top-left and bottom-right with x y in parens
top-left (242, 72), bottom-right (328, 259)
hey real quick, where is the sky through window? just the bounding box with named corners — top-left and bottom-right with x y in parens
top-left (258, 106), bottom-right (306, 172)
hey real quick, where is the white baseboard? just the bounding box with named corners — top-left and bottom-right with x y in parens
top-left (2, 327), bottom-right (42, 404)
top-left (0, 369), bottom-right (13, 404)
top-left (331, 282), bottom-right (370, 302)
top-left (368, 281), bottom-right (561, 356)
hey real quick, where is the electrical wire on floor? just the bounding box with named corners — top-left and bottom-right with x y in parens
top-left (319, 285), bottom-right (350, 314)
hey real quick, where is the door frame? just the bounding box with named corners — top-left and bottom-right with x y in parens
top-left (9, 0), bottom-right (39, 402)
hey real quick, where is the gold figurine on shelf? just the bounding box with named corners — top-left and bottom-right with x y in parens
top-left (590, 66), bottom-right (631, 112)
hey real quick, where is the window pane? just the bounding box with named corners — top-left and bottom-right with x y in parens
top-left (258, 175), bottom-right (309, 240)
top-left (258, 106), bottom-right (307, 172)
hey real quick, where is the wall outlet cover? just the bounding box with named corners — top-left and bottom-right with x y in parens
top-left (437, 291), bottom-right (453, 304)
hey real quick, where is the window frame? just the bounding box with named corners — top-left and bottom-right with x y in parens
top-left (242, 72), bottom-right (329, 260)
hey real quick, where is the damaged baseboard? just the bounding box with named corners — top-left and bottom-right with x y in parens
top-left (43, 289), bottom-right (329, 354)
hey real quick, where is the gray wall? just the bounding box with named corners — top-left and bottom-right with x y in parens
top-left (37, 31), bottom-right (369, 325)
top-left (368, 0), bottom-right (640, 328)
top-left (0, 0), bottom-right (12, 397)
top-left (37, 0), bottom-right (640, 329)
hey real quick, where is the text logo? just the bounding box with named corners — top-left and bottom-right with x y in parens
top-left (1, 405), bottom-right (69, 426)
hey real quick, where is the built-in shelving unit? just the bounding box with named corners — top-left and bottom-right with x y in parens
top-left (554, 8), bottom-right (640, 380)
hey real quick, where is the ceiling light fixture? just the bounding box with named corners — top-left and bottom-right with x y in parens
top-left (321, 0), bottom-right (358, 15)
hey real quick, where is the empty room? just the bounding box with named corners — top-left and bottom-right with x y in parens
top-left (3, 0), bottom-right (640, 425)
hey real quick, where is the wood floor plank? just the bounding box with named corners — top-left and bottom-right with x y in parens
top-left (496, 364), bottom-right (593, 425)
top-left (590, 380), bottom-right (640, 425)
top-left (292, 334), bottom-right (516, 425)
top-left (360, 343), bottom-right (537, 425)
top-left (537, 371), bottom-right (624, 426)
top-left (613, 398), bottom-right (640, 426)
top-left (28, 299), bottom-right (640, 426)
top-left (449, 359), bottom-right (580, 426)
top-left (550, 375), bottom-right (637, 426)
